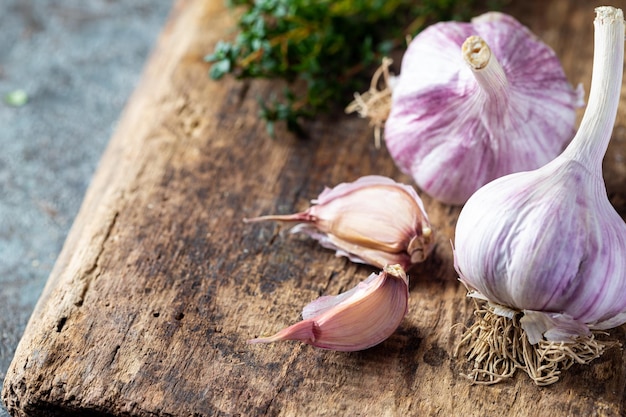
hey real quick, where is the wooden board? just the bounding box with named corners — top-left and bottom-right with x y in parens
top-left (4, 0), bottom-right (626, 415)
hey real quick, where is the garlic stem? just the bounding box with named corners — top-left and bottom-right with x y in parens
top-left (562, 7), bottom-right (625, 170)
top-left (462, 36), bottom-right (508, 100)
top-left (462, 36), bottom-right (509, 129)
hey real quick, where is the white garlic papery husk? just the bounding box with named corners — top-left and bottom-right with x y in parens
top-left (385, 12), bottom-right (584, 205)
top-left (453, 7), bottom-right (626, 385)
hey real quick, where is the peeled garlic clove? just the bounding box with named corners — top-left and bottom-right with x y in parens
top-left (384, 12), bottom-right (583, 205)
top-left (454, 6), bottom-right (626, 385)
top-left (244, 175), bottom-right (434, 270)
top-left (249, 265), bottom-right (409, 351)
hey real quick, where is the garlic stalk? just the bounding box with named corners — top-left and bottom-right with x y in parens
top-left (380, 12), bottom-right (583, 205)
top-left (249, 264), bottom-right (409, 351)
top-left (245, 175), bottom-right (434, 271)
top-left (453, 6), bottom-right (626, 385)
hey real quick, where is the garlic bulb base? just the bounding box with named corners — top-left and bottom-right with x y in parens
top-left (456, 303), bottom-right (614, 386)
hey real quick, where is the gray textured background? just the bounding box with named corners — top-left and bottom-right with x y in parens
top-left (0, 1), bottom-right (172, 415)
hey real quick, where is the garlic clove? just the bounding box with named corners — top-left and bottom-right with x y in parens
top-left (248, 264), bottom-right (409, 351)
top-left (453, 6), bottom-right (626, 385)
top-left (383, 12), bottom-right (583, 205)
top-left (244, 175), bottom-right (434, 270)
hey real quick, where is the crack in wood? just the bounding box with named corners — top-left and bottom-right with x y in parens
top-left (55, 317), bottom-right (67, 333)
top-left (107, 345), bottom-right (121, 368)
top-left (320, 270), bottom-right (338, 296)
top-left (261, 345), bottom-right (304, 415)
top-left (75, 210), bottom-right (119, 308)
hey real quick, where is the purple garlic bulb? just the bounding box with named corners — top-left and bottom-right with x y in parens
top-left (385, 12), bottom-right (583, 205)
top-left (245, 175), bottom-right (433, 271)
top-left (454, 7), bottom-right (626, 384)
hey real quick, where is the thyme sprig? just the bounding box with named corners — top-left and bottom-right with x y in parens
top-left (206, 0), bottom-right (499, 136)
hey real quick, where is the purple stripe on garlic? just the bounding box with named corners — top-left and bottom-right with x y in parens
top-left (453, 6), bottom-right (626, 385)
top-left (385, 12), bottom-right (583, 205)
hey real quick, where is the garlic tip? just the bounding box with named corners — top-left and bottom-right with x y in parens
top-left (595, 6), bottom-right (624, 22)
top-left (462, 36), bottom-right (491, 70)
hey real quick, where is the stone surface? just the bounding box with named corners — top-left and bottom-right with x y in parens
top-left (0, 1), bottom-right (171, 416)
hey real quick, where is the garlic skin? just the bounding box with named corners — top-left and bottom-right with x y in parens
top-left (245, 175), bottom-right (434, 270)
top-left (248, 265), bottom-right (409, 351)
top-left (454, 7), bottom-right (626, 345)
top-left (385, 12), bottom-right (583, 205)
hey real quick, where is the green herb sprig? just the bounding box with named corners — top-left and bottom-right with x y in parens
top-left (206, 0), bottom-right (499, 136)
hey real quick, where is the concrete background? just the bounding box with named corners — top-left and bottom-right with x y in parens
top-left (0, 1), bottom-right (172, 415)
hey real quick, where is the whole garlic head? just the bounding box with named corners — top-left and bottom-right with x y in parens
top-left (453, 6), bottom-right (626, 384)
top-left (385, 12), bottom-right (583, 205)
top-left (455, 157), bottom-right (626, 344)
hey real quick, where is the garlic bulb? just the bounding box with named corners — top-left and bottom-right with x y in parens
top-left (245, 175), bottom-right (434, 270)
top-left (384, 12), bottom-right (583, 205)
top-left (453, 6), bottom-right (625, 385)
top-left (249, 264), bottom-right (409, 351)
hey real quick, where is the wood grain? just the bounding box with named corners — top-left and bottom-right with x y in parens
top-left (3, 0), bottom-right (626, 415)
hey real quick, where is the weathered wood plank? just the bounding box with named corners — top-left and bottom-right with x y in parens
top-left (3, 0), bottom-right (626, 416)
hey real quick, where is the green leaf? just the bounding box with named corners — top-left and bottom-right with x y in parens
top-left (209, 59), bottom-right (232, 79)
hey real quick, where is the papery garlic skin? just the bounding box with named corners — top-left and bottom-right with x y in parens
top-left (454, 6), bottom-right (626, 345)
top-left (248, 264), bottom-right (409, 351)
top-left (245, 175), bottom-right (434, 270)
top-left (385, 12), bottom-right (583, 205)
